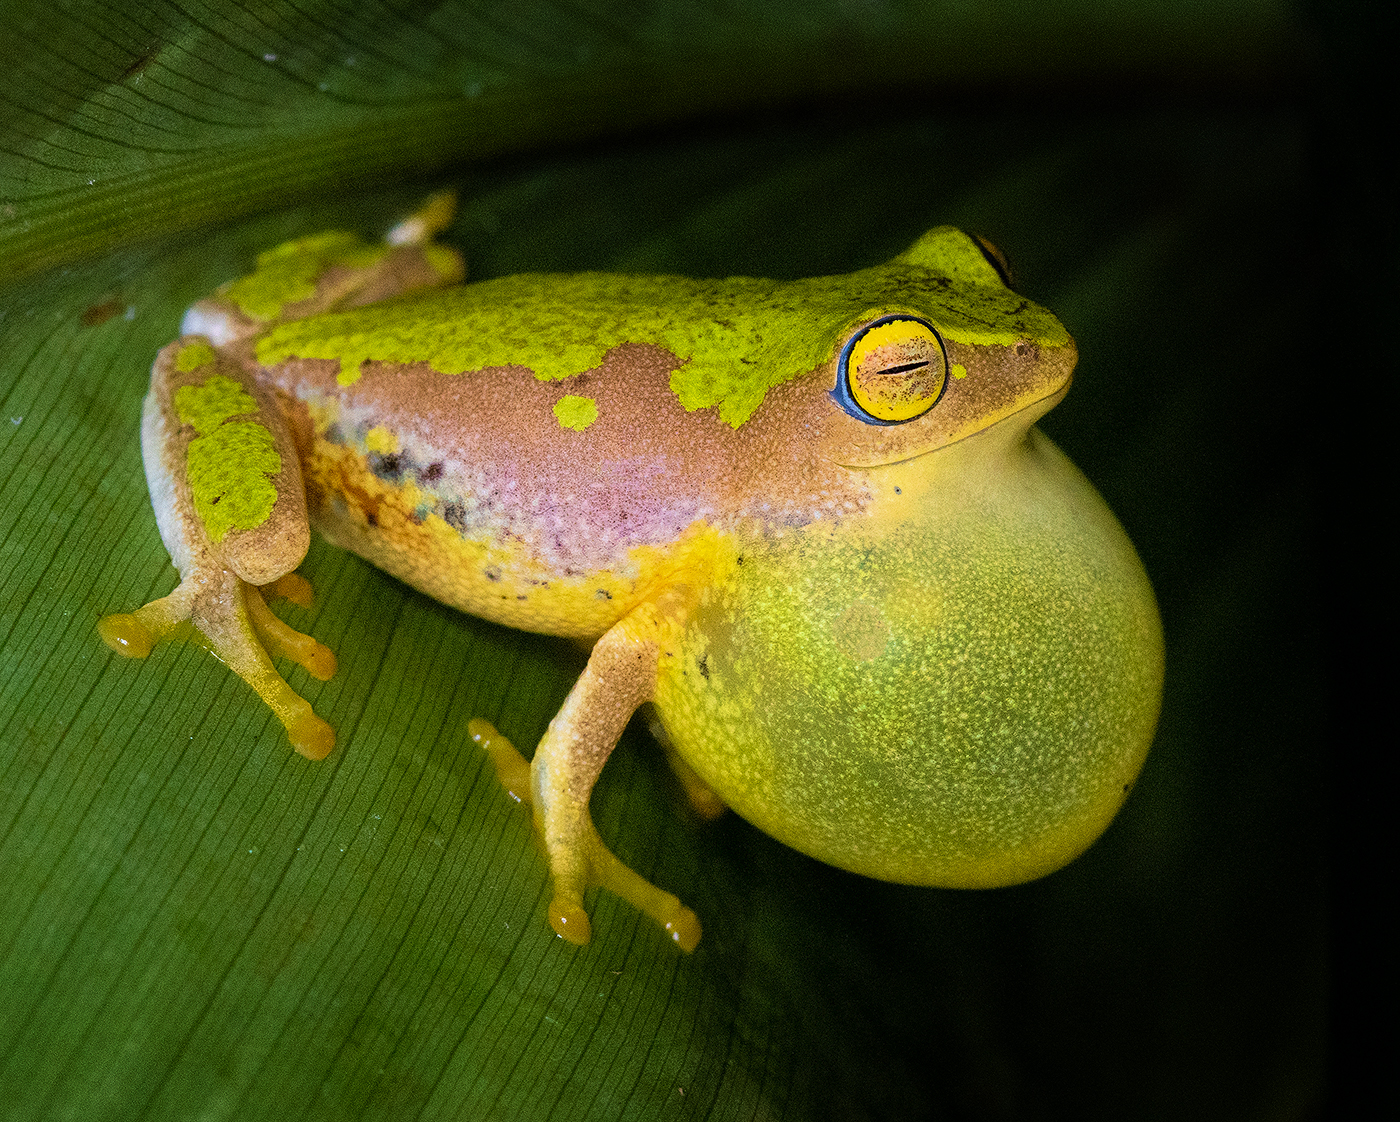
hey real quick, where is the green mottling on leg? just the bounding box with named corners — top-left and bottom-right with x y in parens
top-left (172, 375), bottom-right (281, 542)
top-left (222, 231), bottom-right (389, 321)
top-left (186, 424), bottom-right (282, 542)
top-left (175, 340), bottom-right (217, 372)
top-left (173, 375), bottom-right (259, 433)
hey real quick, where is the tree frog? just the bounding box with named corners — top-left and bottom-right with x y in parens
top-left (99, 195), bottom-right (1163, 953)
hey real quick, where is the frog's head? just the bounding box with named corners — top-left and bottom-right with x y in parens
top-left (660, 232), bottom-right (1159, 894)
top-left (800, 227), bottom-right (1077, 467)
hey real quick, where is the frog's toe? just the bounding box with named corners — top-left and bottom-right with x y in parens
top-left (284, 706), bottom-right (336, 761)
top-left (193, 578), bottom-right (337, 757)
top-left (265, 570), bottom-right (314, 609)
top-left (588, 845), bottom-right (701, 955)
top-left (97, 583), bottom-right (200, 658)
top-left (548, 898), bottom-right (593, 946)
top-left (246, 584), bottom-right (337, 680)
top-left (468, 718), bottom-right (532, 803)
top-left (666, 745), bottom-right (729, 821)
top-left (647, 712), bottom-right (728, 820)
top-left (97, 613), bottom-right (155, 658)
top-left (385, 190), bottom-right (457, 248)
top-left (662, 903), bottom-right (703, 954)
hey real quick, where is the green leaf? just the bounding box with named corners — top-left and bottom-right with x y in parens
top-left (1, 0), bottom-right (1303, 278)
top-left (1, 2), bottom-right (1324, 1119)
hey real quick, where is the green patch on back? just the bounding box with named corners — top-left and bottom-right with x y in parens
top-left (253, 229), bottom-right (1070, 428)
top-left (553, 395), bottom-right (598, 431)
top-left (222, 231), bottom-right (389, 321)
top-left (172, 375), bottom-right (281, 542)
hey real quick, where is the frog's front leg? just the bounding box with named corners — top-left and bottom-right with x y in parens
top-left (98, 338), bottom-right (337, 759)
top-left (471, 590), bottom-right (703, 952)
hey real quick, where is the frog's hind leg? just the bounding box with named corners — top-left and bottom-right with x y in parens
top-left (180, 192), bottom-right (465, 346)
top-left (99, 338), bottom-right (337, 760)
top-left (469, 592), bottom-right (703, 952)
top-left (646, 709), bottom-right (729, 822)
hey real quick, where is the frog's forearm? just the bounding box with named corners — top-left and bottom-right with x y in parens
top-left (531, 592), bottom-right (701, 950)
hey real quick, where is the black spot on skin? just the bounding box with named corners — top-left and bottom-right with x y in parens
top-left (368, 452), bottom-right (404, 480)
top-left (420, 462), bottom-right (444, 483)
top-left (894, 486), bottom-right (902, 495)
top-left (698, 654), bottom-right (710, 681)
top-left (325, 424), bottom-right (346, 445)
top-left (484, 566), bottom-right (502, 582)
top-left (595, 589), bottom-right (612, 600)
top-left (442, 501), bottom-right (468, 533)
top-left (516, 594), bottom-right (527, 601)
top-left (366, 512), bottom-right (378, 527)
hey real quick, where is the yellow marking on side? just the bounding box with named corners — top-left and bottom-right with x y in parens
top-left (303, 436), bottom-right (728, 641)
top-left (951, 363), bottom-right (968, 379)
top-left (365, 425), bottom-right (400, 454)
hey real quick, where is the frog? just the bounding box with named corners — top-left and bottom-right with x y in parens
top-left (98, 194), bottom-right (1164, 953)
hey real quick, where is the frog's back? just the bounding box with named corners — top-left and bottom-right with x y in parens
top-left (248, 273), bottom-right (861, 639)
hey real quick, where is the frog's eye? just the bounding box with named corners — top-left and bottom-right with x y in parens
top-left (833, 315), bottom-right (948, 425)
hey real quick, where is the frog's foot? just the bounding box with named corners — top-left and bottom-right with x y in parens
top-left (100, 570), bottom-right (337, 760)
top-left (469, 714), bottom-right (702, 954)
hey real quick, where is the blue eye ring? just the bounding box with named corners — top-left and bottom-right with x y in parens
top-left (831, 314), bottom-right (948, 426)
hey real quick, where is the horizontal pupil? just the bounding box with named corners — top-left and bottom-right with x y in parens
top-left (867, 360), bottom-right (930, 377)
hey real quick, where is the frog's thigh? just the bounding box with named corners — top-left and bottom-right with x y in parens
top-left (528, 606), bottom-right (702, 952)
